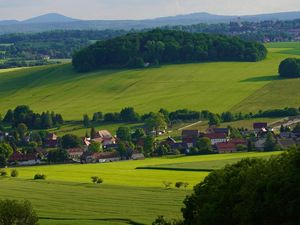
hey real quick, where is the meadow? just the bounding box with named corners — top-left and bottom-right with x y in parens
top-left (1, 43), bottom-right (300, 120)
top-left (0, 152), bottom-right (281, 225)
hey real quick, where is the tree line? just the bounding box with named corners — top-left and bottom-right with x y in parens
top-left (72, 29), bottom-right (267, 72)
top-left (2, 105), bottom-right (63, 129)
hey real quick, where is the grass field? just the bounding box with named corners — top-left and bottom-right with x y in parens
top-left (0, 43), bottom-right (299, 120)
top-left (0, 152), bottom-right (281, 225)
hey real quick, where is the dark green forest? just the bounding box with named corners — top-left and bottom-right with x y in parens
top-left (72, 29), bottom-right (267, 72)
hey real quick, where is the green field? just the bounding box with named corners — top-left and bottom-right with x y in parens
top-left (0, 42), bottom-right (299, 120)
top-left (0, 152), bottom-right (280, 225)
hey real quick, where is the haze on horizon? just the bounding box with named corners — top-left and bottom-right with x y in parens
top-left (1, 0), bottom-right (300, 21)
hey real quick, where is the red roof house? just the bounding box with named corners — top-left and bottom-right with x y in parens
top-left (215, 142), bottom-right (237, 154)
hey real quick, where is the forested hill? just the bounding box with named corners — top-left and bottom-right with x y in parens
top-left (72, 29), bottom-right (267, 72)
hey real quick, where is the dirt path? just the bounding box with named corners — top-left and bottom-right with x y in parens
top-left (178, 121), bottom-right (202, 131)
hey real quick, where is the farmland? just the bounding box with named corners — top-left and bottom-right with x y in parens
top-left (0, 152), bottom-right (280, 225)
top-left (0, 43), bottom-right (299, 120)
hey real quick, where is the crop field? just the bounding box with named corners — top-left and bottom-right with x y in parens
top-left (0, 152), bottom-right (281, 225)
top-left (0, 43), bottom-right (299, 120)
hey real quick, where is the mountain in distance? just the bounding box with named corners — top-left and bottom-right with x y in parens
top-left (22, 13), bottom-right (79, 24)
top-left (0, 11), bottom-right (300, 34)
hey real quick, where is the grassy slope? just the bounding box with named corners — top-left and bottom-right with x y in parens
top-left (0, 152), bottom-right (279, 225)
top-left (232, 42), bottom-right (300, 113)
top-left (0, 47), bottom-right (295, 120)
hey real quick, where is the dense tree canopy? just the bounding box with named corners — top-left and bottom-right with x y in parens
top-left (0, 199), bottom-right (39, 225)
top-left (181, 148), bottom-right (300, 225)
top-left (73, 29), bottom-right (267, 72)
top-left (279, 58), bottom-right (300, 78)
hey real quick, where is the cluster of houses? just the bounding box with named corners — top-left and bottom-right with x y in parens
top-left (164, 122), bottom-right (300, 154)
top-left (162, 126), bottom-right (247, 154)
top-left (6, 129), bottom-right (144, 166)
top-left (4, 121), bottom-right (300, 167)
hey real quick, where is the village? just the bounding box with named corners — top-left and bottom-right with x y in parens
top-left (1, 119), bottom-right (300, 167)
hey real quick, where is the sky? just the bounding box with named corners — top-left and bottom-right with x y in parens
top-left (1, 0), bottom-right (300, 20)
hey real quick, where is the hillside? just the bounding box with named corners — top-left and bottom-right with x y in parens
top-left (0, 43), bottom-right (299, 120)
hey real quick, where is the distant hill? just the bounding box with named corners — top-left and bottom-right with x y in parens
top-left (22, 13), bottom-right (78, 24)
top-left (0, 11), bottom-right (300, 34)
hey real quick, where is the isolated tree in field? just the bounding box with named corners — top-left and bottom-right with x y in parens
top-left (145, 113), bottom-right (167, 135)
top-left (0, 199), bottom-right (39, 225)
top-left (279, 58), bottom-right (300, 78)
top-left (116, 127), bottom-right (131, 141)
top-left (83, 114), bottom-right (90, 127)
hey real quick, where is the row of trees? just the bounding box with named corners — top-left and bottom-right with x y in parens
top-left (73, 29), bottom-right (267, 72)
top-left (2, 105), bottom-right (63, 129)
top-left (82, 106), bottom-right (300, 130)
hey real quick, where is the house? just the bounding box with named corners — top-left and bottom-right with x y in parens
top-left (182, 130), bottom-right (199, 147)
top-left (66, 148), bottom-right (85, 161)
top-left (231, 138), bottom-right (247, 146)
top-left (203, 133), bottom-right (228, 145)
top-left (8, 152), bottom-right (42, 166)
top-left (279, 132), bottom-right (297, 139)
top-left (92, 130), bottom-right (116, 146)
top-left (215, 142), bottom-right (237, 154)
top-left (87, 151), bottom-right (121, 163)
top-left (160, 137), bottom-right (177, 148)
top-left (45, 133), bottom-right (58, 148)
top-left (207, 127), bottom-right (230, 136)
top-left (253, 122), bottom-right (268, 132)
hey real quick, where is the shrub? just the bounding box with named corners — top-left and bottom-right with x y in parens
top-left (163, 181), bottom-right (172, 189)
top-left (0, 170), bottom-right (7, 177)
top-left (175, 182), bottom-right (184, 189)
top-left (10, 169), bottom-right (19, 177)
top-left (91, 176), bottom-right (103, 184)
top-left (34, 173), bottom-right (46, 180)
top-left (96, 178), bottom-right (103, 184)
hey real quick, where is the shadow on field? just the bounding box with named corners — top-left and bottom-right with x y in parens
top-left (39, 217), bottom-right (146, 225)
top-left (240, 75), bottom-right (279, 82)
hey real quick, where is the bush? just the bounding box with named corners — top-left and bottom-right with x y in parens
top-left (162, 181), bottom-right (172, 189)
top-left (10, 169), bottom-right (19, 177)
top-left (175, 182), bottom-right (184, 189)
top-left (34, 173), bottom-right (46, 180)
top-left (91, 176), bottom-right (103, 184)
top-left (0, 169), bottom-right (7, 177)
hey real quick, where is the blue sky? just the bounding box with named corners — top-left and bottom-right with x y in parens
top-left (1, 0), bottom-right (300, 20)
